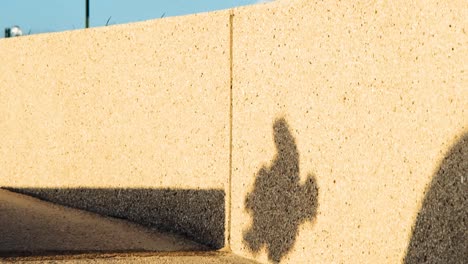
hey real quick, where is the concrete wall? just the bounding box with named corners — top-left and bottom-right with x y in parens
top-left (0, 11), bottom-right (231, 248)
top-left (1, 0), bottom-right (467, 263)
top-left (230, 0), bottom-right (467, 263)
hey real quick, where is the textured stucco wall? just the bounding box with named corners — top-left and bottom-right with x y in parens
top-left (0, 0), bottom-right (467, 262)
top-left (0, 11), bottom-right (230, 248)
top-left (230, 0), bottom-right (466, 263)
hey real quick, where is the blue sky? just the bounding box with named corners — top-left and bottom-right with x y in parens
top-left (0, 0), bottom-right (263, 37)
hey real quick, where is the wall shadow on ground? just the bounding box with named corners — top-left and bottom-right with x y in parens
top-left (243, 117), bottom-right (319, 263)
top-left (5, 187), bottom-right (225, 249)
top-left (404, 132), bottom-right (467, 264)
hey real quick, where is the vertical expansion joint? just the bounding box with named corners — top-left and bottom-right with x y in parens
top-left (227, 10), bottom-right (234, 249)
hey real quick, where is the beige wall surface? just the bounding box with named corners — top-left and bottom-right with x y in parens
top-left (231, 0), bottom-right (467, 263)
top-left (1, 0), bottom-right (467, 262)
top-left (0, 11), bottom-right (230, 248)
top-left (0, 12), bottom-right (230, 189)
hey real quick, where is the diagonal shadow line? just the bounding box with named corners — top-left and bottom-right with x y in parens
top-left (3, 188), bottom-right (225, 250)
top-left (243, 117), bottom-right (319, 263)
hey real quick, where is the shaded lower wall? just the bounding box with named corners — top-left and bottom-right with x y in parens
top-left (5, 188), bottom-right (225, 249)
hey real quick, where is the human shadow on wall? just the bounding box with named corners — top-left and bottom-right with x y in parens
top-left (3, 188), bottom-right (225, 250)
top-left (243, 118), bottom-right (319, 263)
top-left (404, 132), bottom-right (467, 264)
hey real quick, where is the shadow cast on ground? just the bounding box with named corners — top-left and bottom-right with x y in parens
top-left (243, 117), bottom-right (319, 263)
top-left (4, 188), bottom-right (225, 249)
top-left (404, 132), bottom-right (467, 264)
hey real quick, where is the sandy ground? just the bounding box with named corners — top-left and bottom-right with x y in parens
top-left (0, 189), bottom-right (257, 263)
top-left (3, 252), bottom-right (258, 263)
top-left (0, 189), bottom-right (206, 256)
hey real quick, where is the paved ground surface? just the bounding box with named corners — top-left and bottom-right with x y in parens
top-left (0, 189), bottom-right (256, 263)
top-left (3, 252), bottom-right (258, 263)
top-left (0, 189), bottom-right (206, 256)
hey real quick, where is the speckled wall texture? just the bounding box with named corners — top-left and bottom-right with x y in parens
top-left (1, 0), bottom-right (467, 263)
top-left (0, 11), bottom-right (230, 248)
top-left (231, 0), bottom-right (466, 263)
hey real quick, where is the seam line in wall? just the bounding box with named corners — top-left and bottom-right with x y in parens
top-left (227, 9), bottom-right (234, 250)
